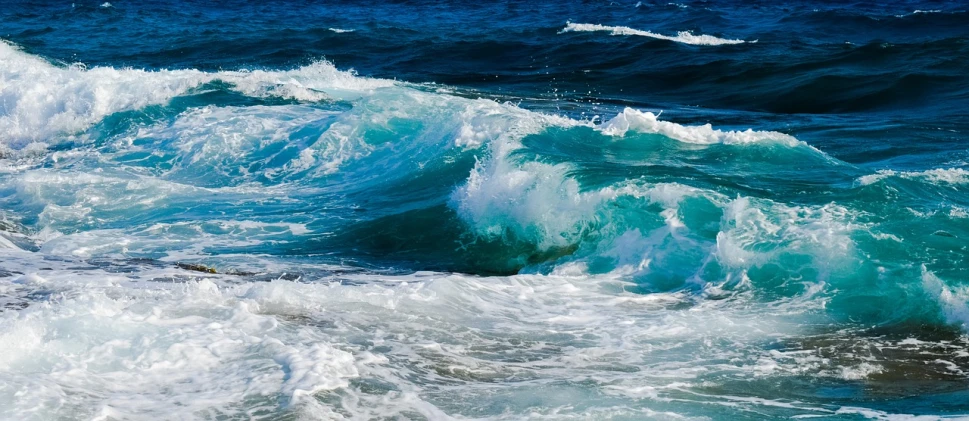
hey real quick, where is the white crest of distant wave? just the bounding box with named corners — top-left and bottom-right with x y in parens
top-left (560, 22), bottom-right (749, 46)
top-left (857, 168), bottom-right (969, 186)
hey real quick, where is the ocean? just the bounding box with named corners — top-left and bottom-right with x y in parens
top-left (2, 1), bottom-right (969, 419)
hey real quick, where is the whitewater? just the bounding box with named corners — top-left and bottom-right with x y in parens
top-left (2, 1), bottom-right (969, 418)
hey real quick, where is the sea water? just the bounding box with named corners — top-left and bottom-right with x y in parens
top-left (1, 1), bottom-right (969, 419)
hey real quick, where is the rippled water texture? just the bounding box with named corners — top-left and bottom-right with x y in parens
top-left (2, 1), bottom-right (969, 419)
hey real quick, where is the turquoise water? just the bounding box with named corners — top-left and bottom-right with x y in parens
top-left (1, 1), bottom-right (969, 419)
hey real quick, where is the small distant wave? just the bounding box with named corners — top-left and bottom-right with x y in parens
top-left (633, 2), bottom-right (688, 9)
top-left (560, 22), bottom-right (748, 46)
top-left (858, 168), bottom-right (969, 186)
top-left (896, 9), bottom-right (942, 17)
top-left (328, 28), bottom-right (354, 33)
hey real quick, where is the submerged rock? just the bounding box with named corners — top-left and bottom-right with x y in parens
top-left (176, 262), bottom-right (218, 274)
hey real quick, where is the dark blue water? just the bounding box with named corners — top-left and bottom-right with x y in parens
top-left (2, 1), bottom-right (969, 419)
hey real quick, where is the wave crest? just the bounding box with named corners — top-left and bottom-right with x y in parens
top-left (600, 107), bottom-right (801, 146)
top-left (560, 22), bottom-right (749, 46)
top-left (0, 40), bottom-right (392, 149)
top-left (858, 168), bottom-right (969, 186)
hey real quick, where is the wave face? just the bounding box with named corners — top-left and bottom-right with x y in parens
top-left (2, 1), bottom-right (969, 419)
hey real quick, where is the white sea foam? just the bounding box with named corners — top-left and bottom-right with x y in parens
top-left (857, 168), bottom-right (969, 186)
top-left (0, 40), bottom-right (392, 149)
top-left (0, 246), bottom-right (822, 419)
top-left (453, 156), bottom-right (603, 249)
top-left (2, 38), bottom-right (796, 165)
top-left (561, 22), bottom-right (749, 46)
top-left (857, 171), bottom-right (893, 186)
top-left (834, 406), bottom-right (956, 420)
top-left (328, 28), bottom-right (355, 33)
top-left (0, 41), bottom-right (206, 149)
top-left (0, 235), bottom-right (20, 250)
top-left (600, 107), bottom-right (801, 146)
top-left (922, 268), bottom-right (969, 330)
top-left (0, 207), bottom-right (960, 420)
top-left (454, 128), bottom-right (855, 290)
top-left (0, 271), bottom-right (363, 419)
top-left (125, 105), bottom-right (343, 185)
top-left (451, 104), bottom-right (812, 254)
top-left (217, 60), bottom-right (394, 102)
top-left (0, 29), bottom-right (965, 420)
top-left (447, 99), bottom-right (843, 285)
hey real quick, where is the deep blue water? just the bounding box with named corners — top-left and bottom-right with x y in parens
top-left (1, 1), bottom-right (969, 420)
